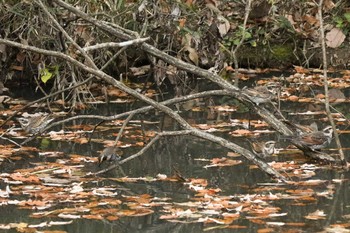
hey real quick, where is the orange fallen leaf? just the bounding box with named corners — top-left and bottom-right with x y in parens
top-left (288, 95), bottom-right (299, 102)
top-left (20, 200), bottom-right (48, 207)
top-left (298, 97), bottom-right (314, 103)
top-left (316, 93), bottom-right (325, 99)
top-left (305, 209), bottom-right (326, 220)
top-left (82, 214), bottom-right (103, 220)
top-left (10, 173), bottom-right (40, 183)
top-left (189, 178), bottom-right (208, 187)
top-left (74, 137), bottom-right (88, 144)
top-left (294, 66), bottom-right (309, 74)
top-left (209, 158), bottom-right (242, 167)
top-left (135, 141), bottom-right (144, 146)
top-left (106, 215), bottom-right (119, 221)
top-left (231, 129), bottom-right (252, 136)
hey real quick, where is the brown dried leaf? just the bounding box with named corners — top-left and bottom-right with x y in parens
top-left (186, 46), bottom-right (199, 66)
top-left (326, 28), bottom-right (345, 48)
top-left (82, 214), bottom-right (103, 220)
top-left (324, 0), bottom-right (335, 11)
top-left (206, 158), bottom-right (242, 167)
top-left (231, 129), bottom-right (253, 136)
top-left (288, 95), bottom-right (299, 102)
top-left (10, 173), bottom-right (40, 183)
top-left (293, 65), bottom-right (310, 74)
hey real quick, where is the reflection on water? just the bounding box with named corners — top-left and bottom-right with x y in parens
top-left (1, 130), bottom-right (348, 232)
top-left (1, 84), bottom-right (350, 232)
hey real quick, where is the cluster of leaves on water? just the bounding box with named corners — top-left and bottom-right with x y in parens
top-left (0, 145), bottom-right (344, 232)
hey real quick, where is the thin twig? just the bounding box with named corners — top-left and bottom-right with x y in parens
top-left (318, 0), bottom-right (346, 166)
top-left (114, 113), bottom-right (135, 146)
top-left (45, 89), bottom-right (232, 130)
top-left (81, 38), bottom-right (150, 52)
top-left (0, 76), bottom-right (93, 129)
top-left (93, 130), bottom-right (193, 175)
top-left (87, 120), bottom-right (105, 144)
top-left (93, 134), bottom-right (161, 175)
top-left (0, 126), bottom-right (21, 147)
top-left (0, 136), bottom-right (21, 147)
top-left (231, 0), bottom-right (252, 86)
top-left (35, 0), bottom-right (97, 69)
top-left (100, 46), bottom-right (127, 71)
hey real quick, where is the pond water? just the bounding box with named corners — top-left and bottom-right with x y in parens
top-left (2, 131), bottom-right (349, 233)
top-left (0, 76), bottom-right (350, 233)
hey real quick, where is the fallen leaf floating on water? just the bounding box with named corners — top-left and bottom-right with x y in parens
top-left (57, 213), bottom-right (81, 219)
top-left (305, 209), bottom-right (327, 220)
top-left (204, 158), bottom-right (242, 168)
top-left (10, 173), bottom-right (40, 183)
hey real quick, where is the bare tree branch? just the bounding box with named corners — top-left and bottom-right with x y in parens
top-left (82, 38), bottom-right (150, 52)
top-left (52, 0), bottom-right (238, 92)
top-left (318, 0), bottom-right (346, 166)
top-left (36, 0), bottom-right (97, 69)
top-left (0, 39), bottom-right (286, 180)
top-left (232, 0), bottom-right (252, 86)
top-left (51, 0), bottom-right (294, 136)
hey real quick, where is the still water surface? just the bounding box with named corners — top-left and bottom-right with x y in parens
top-left (0, 88), bottom-right (349, 233)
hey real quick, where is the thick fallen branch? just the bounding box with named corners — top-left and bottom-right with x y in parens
top-left (52, 0), bottom-right (294, 134)
top-left (46, 90), bottom-right (233, 125)
top-left (0, 39), bottom-right (286, 180)
top-left (1, 1), bottom-right (339, 181)
top-left (93, 130), bottom-right (282, 182)
top-left (52, 0), bottom-right (237, 91)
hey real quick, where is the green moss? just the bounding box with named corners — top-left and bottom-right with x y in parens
top-left (270, 44), bottom-right (294, 60)
top-left (236, 42), bottom-right (298, 68)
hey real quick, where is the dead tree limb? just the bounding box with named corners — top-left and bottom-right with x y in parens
top-left (51, 0), bottom-right (294, 136)
top-left (0, 39), bottom-right (287, 180)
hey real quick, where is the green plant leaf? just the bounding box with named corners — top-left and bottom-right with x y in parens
top-left (344, 13), bottom-right (350, 23)
top-left (244, 31), bottom-right (252, 39)
top-left (40, 68), bottom-right (53, 84)
top-left (40, 66), bottom-right (59, 83)
top-left (233, 38), bottom-right (240, 45)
